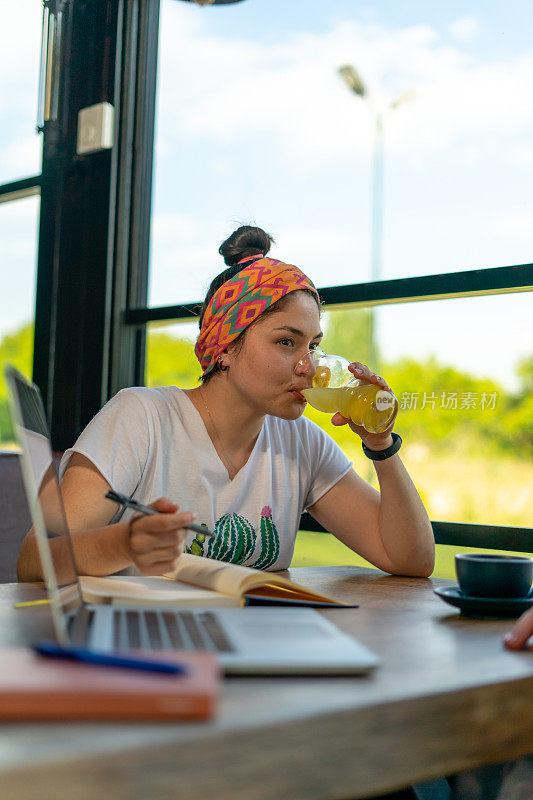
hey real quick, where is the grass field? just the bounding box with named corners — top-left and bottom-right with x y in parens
top-left (340, 441), bottom-right (533, 529)
top-left (292, 443), bottom-right (532, 579)
top-left (291, 531), bottom-right (532, 580)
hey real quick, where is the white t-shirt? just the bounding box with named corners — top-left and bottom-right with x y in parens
top-left (59, 387), bottom-right (352, 572)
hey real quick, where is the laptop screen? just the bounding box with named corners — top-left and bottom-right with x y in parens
top-left (5, 366), bottom-right (83, 640)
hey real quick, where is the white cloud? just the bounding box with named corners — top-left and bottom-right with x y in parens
top-left (0, 136), bottom-right (41, 179)
top-left (151, 212), bottom-right (199, 240)
top-left (147, 218), bottom-right (369, 309)
top-left (0, 196), bottom-right (40, 249)
top-left (0, 3), bottom-right (41, 106)
top-left (0, 195), bottom-right (39, 331)
top-left (270, 225), bottom-right (368, 286)
top-left (449, 17), bottom-right (479, 42)
top-left (507, 143), bottom-right (533, 167)
top-left (148, 236), bottom-right (215, 306)
top-left (155, 10), bottom-right (533, 167)
top-left (0, 1), bottom-right (41, 101)
top-left (0, 1), bottom-right (42, 181)
top-left (492, 209), bottom-right (533, 239)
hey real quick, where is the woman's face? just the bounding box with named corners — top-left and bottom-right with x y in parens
top-left (224, 291), bottom-right (323, 419)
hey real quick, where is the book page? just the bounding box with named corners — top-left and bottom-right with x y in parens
top-left (168, 554), bottom-right (255, 597)
top-left (79, 575), bottom-right (240, 607)
top-left (167, 554), bottom-right (343, 604)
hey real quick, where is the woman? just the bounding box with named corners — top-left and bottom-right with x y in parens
top-left (18, 225), bottom-right (435, 581)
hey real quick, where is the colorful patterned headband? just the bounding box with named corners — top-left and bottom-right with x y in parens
top-left (195, 257), bottom-right (319, 376)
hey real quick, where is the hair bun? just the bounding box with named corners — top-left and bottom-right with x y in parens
top-left (219, 225), bottom-right (274, 267)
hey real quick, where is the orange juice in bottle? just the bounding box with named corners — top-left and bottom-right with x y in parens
top-left (302, 351), bottom-right (397, 434)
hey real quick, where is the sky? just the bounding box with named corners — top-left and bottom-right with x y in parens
top-left (1, 0), bottom-right (532, 390)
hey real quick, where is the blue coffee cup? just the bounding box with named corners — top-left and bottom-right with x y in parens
top-left (455, 553), bottom-right (533, 599)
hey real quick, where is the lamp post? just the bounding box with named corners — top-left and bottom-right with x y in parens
top-left (338, 65), bottom-right (414, 370)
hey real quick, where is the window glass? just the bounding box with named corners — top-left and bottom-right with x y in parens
top-left (149, 0), bottom-right (533, 309)
top-left (0, 0), bottom-right (42, 183)
top-left (0, 196), bottom-right (40, 447)
top-left (145, 291), bottom-right (532, 530)
top-left (315, 293), bottom-right (533, 529)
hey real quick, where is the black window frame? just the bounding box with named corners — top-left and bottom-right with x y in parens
top-left (0, 177), bottom-right (41, 204)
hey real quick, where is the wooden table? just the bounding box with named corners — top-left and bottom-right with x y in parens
top-left (1, 567), bottom-right (532, 800)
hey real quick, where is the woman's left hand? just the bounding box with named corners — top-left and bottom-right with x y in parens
top-left (503, 608), bottom-right (533, 651)
top-left (330, 361), bottom-right (398, 450)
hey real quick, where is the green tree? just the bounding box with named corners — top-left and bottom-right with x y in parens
top-left (0, 322), bottom-right (33, 399)
top-left (305, 352), bottom-right (517, 457)
top-left (516, 354), bottom-right (533, 395)
top-left (496, 354), bottom-right (533, 455)
top-left (145, 330), bottom-right (199, 389)
top-left (0, 322), bottom-right (34, 444)
top-left (321, 308), bottom-right (375, 366)
top-left (383, 356), bottom-right (502, 447)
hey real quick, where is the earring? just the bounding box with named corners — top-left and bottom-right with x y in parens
top-left (218, 357), bottom-right (228, 371)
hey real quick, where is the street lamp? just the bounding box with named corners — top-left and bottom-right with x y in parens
top-left (338, 65), bottom-right (366, 97)
top-left (338, 64), bottom-right (414, 370)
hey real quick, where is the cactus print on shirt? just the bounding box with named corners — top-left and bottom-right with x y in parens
top-left (186, 506), bottom-right (280, 570)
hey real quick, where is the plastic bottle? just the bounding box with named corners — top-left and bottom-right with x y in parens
top-left (301, 352), bottom-right (398, 434)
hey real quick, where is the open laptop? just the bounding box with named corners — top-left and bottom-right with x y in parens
top-left (6, 365), bottom-right (380, 675)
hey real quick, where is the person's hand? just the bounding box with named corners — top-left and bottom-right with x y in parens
top-left (126, 497), bottom-right (194, 575)
top-left (503, 608), bottom-right (533, 651)
top-left (331, 361), bottom-right (398, 450)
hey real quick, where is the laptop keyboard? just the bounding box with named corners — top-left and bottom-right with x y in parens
top-left (69, 608), bottom-right (235, 653)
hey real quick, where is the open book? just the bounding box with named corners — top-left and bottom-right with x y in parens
top-left (80, 553), bottom-right (355, 608)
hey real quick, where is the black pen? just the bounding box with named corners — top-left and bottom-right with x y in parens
top-left (105, 489), bottom-right (216, 538)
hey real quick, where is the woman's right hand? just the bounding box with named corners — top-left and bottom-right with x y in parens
top-left (127, 497), bottom-right (195, 575)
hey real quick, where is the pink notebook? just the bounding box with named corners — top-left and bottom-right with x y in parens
top-left (0, 649), bottom-right (220, 721)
